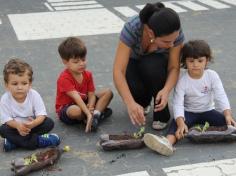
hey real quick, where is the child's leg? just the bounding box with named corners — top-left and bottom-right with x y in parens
top-left (167, 111), bottom-right (199, 145)
top-left (59, 104), bottom-right (84, 125)
top-left (0, 124), bottom-right (38, 150)
top-left (94, 88), bottom-right (113, 112)
top-left (31, 117), bottom-right (54, 135)
top-left (199, 110), bottom-right (226, 126)
top-left (91, 88), bottom-right (113, 131)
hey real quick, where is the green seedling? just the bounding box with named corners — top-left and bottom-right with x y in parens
top-left (202, 122), bottom-right (210, 132)
top-left (194, 122), bottom-right (210, 132)
top-left (24, 154), bottom-right (38, 165)
top-left (133, 127), bottom-right (145, 138)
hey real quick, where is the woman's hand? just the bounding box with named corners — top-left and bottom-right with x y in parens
top-left (127, 101), bottom-right (146, 126)
top-left (154, 88), bottom-right (169, 112)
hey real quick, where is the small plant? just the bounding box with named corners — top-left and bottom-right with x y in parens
top-left (133, 127), bottom-right (145, 138)
top-left (194, 122), bottom-right (210, 132)
top-left (24, 154), bottom-right (38, 165)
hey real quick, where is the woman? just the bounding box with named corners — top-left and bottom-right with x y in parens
top-left (113, 2), bottom-right (185, 129)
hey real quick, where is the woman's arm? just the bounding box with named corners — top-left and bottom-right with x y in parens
top-left (113, 40), bottom-right (145, 126)
top-left (154, 43), bottom-right (183, 111)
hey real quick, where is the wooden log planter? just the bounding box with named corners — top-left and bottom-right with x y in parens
top-left (11, 146), bottom-right (68, 176)
top-left (186, 125), bottom-right (236, 143)
top-left (99, 134), bottom-right (145, 151)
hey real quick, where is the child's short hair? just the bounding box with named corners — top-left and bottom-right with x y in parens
top-left (180, 40), bottom-right (213, 68)
top-left (58, 37), bottom-right (87, 61)
top-left (3, 58), bottom-right (33, 83)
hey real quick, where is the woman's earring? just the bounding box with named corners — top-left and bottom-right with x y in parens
top-left (150, 38), bottom-right (154, 44)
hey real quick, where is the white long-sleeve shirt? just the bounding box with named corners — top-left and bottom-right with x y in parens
top-left (173, 69), bottom-right (230, 120)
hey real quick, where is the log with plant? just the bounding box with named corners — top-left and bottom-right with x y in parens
top-left (11, 146), bottom-right (70, 176)
top-left (99, 127), bottom-right (146, 151)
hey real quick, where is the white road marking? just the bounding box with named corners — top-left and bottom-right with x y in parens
top-left (163, 2), bottom-right (188, 13)
top-left (136, 5), bottom-right (144, 10)
top-left (116, 171), bottom-right (150, 176)
top-left (176, 1), bottom-right (209, 11)
top-left (54, 4), bottom-right (103, 10)
top-left (163, 158), bottom-right (236, 176)
top-left (47, 0), bottom-right (87, 2)
top-left (51, 1), bottom-right (98, 6)
top-left (114, 6), bottom-right (138, 17)
top-left (44, 2), bottom-right (54, 11)
top-left (220, 0), bottom-right (236, 6)
top-left (198, 0), bottom-right (230, 9)
top-left (8, 8), bottom-right (124, 40)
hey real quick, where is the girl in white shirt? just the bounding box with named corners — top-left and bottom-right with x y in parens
top-left (143, 40), bottom-right (236, 156)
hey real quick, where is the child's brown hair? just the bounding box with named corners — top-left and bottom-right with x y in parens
top-left (180, 40), bottom-right (213, 68)
top-left (3, 58), bottom-right (33, 83)
top-left (58, 37), bottom-right (87, 61)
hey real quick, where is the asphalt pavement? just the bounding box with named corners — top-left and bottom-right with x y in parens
top-left (0, 0), bottom-right (236, 176)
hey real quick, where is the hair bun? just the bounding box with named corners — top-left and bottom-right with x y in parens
top-left (139, 2), bottom-right (165, 23)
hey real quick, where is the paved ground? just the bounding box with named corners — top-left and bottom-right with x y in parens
top-left (0, 0), bottom-right (236, 175)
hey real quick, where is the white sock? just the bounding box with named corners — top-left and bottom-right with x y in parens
top-left (93, 110), bottom-right (101, 116)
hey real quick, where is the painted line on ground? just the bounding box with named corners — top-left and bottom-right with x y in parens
top-left (44, 2), bottom-right (54, 11)
top-left (50, 1), bottom-right (98, 6)
top-left (116, 171), bottom-right (150, 176)
top-left (54, 4), bottom-right (103, 11)
top-left (8, 8), bottom-right (124, 40)
top-left (176, 1), bottom-right (209, 11)
top-left (163, 158), bottom-right (236, 176)
top-left (47, 0), bottom-right (87, 2)
top-left (198, 0), bottom-right (230, 9)
top-left (220, 0), bottom-right (236, 6)
top-left (113, 6), bottom-right (138, 18)
top-left (163, 2), bottom-right (188, 13)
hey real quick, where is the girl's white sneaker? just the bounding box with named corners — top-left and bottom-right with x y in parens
top-left (143, 133), bottom-right (173, 156)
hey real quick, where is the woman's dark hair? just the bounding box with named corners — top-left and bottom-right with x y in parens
top-left (139, 2), bottom-right (181, 37)
top-left (180, 40), bottom-right (213, 68)
top-left (58, 37), bottom-right (87, 61)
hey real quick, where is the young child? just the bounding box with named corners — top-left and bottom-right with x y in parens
top-left (143, 40), bottom-right (236, 156)
top-left (56, 37), bottom-right (113, 132)
top-left (0, 59), bottom-right (60, 152)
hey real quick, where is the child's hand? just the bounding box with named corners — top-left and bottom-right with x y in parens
top-left (17, 123), bottom-right (31, 136)
top-left (175, 123), bottom-right (188, 140)
top-left (85, 114), bottom-right (93, 133)
top-left (24, 117), bottom-right (35, 129)
top-left (225, 115), bottom-right (236, 127)
top-left (87, 104), bottom-right (94, 114)
top-left (175, 117), bottom-right (188, 140)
